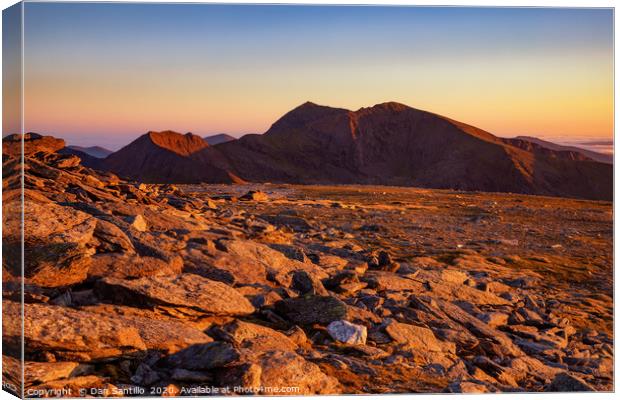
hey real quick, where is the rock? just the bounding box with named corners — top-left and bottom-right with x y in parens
top-left (217, 363), bottom-right (262, 393)
top-left (362, 271), bottom-right (425, 292)
top-left (275, 295), bottom-right (347, 325)
top-left (204, 199), bottom-right (218, 210)
top-left (260, 214), bottom-right (312, 232)
top-left (87, 253), bottom-right (183, 280)
top-left (269, 244), bottom-right (309, 262)
top-left (207, 239), bottom-right (327, 287)
top-left (95, 273), bottom-right (255, 316)
top-left (216, 320), bottom-right (298, 352)
top-left (507, 356), bottom-right (564, 383)
top-left (286, 326), bottom-right (310, 347)
top-left (291, 270), bottom-right (329, 296)
top-left (27, 375), bottom-right (111, 397)
top-left (434, 300), bottom-right (524, 358)
top-left (504, 276), bottom-right (539, 289)
top-left (92, 219), bottom-right (134, 253)
top-left (130, 363), bottom-right (160, 386)
top-left (126, 214), bottom-right (148, 231)
top-left (424, 280), bottom-right (510, 306)
top-left (378, 250), bottom-right (393, 267)
top-left (240, 190), bottom-right (269, 201)
top-left (162, 342), bottom-right (239, 370)
top-left (383, 319), bottom-right (454, 353)
top-left (546, 372), bottom-right (595, 392)
top-left (4, 301), bottom-right (213, 361)
top-left (3, 133), bottom-right (65, 155)
top-left (472, 356), bottom-right (518, 387)
top-left (477, 312), bottom-right (509, 328)
top-left (249, 351), bottom-right (340, 394)
top-left (4, 200), bottom-right (96, 287)
top-left (4, 301), bottom-right (146, 361)
top-left (514, 307), bottom-right (544, 325)
top-left (344, 344), bottom-right (389, 359)
top-left (171, 368), bottom-right (213, 383)
top-left (24, 361), bottom-right (83, 385)
top-left (325, 270), bottom-right (368, 294)
top-left (54, 155), bottom-right (81, 169)
top-left (446, 380), bottom-right (490, 393)
top-left (327, 320), bottom-right (367, 345)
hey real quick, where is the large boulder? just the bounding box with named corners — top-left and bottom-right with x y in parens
top-left (219, 350), bottom-right (341, 395)
top-left (87, 253), bottom-right (182, 280)
top-left (214, 239), bottom-right (328, 286)
top-left (275, 295), bottom-right (347, 325)
top-left (383, 319), bottom-right (454, 353)
top-left (3, 301), bottom-right (212, 362)
top-left (3, 133), bottom-right (65, 156)
top-left (4, 301), bottom-right (145, 361)
top-left (3, 200), bottom-right (96, 287)
top-left (94, 274), bottom-right (255, 316)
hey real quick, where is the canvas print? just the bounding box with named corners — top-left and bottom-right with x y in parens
top-left (1, 2), bottom-right (614, 397)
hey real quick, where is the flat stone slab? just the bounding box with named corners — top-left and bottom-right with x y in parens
top-left (95, 273), bottom-right (255, 316)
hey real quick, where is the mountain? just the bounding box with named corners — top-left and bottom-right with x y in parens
top-left (98, 102), bottom-right (612, 200)
top-left (102, 130), bottom-right (242, 183)
top-left (214, 102), bottom-right (611, 200)
top-left (508, 136), bottom-right (612, 164)
top-left (66, 145), bottom-right (113, 159)
top-left (204, 133), bottom-right (237, 145)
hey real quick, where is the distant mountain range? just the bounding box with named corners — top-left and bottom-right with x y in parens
top-left (66, 145), bottom-right (113, 159)
top-left (4, 102), bottom-right (612, 200)
top-left (204, 133), bottom-right (237, 145)
top-left (508, 136), bottom-right (612, 164)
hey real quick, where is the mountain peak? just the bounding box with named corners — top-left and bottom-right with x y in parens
top-left (266, 101), bottom-right (349, 135)
top-left (144, 130), bottom-right (209, 156)
top-left (356, 101), bottom-right (411, 114)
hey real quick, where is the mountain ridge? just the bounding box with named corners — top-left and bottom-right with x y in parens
top-left (9, 101), bottom-right (611, 200)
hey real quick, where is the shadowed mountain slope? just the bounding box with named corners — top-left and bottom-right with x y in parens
top-left (98, 102), bottom-right (611, 200)
top-left (102, 131), bottom-right (241, 184)
top-left (66, 145), bottom-right (113, 159)
top-left (58, 147), bottom-right (105, 170)
top-left (204, 133), bottom-right (237, 145)
top-left (215, 102), bottom-right (612, 200)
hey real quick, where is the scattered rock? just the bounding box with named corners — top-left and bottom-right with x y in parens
top-left (291, 270), bottom-right (329, 296)
top-left (275, 295), bottom-right (348, 325)
top-left (383, 319), bottom-right (454, 353)
top-left (250, 351), bottom-right (341, 394)
top-left (240, 190), bottom-right (269, 201)
top-left (126, 214), bottom-right (148, 231)
top-left (546, 372), bottom-right (595, 392)
top-left (216, 320), bottom-right (298, 352)
top-left (162, 342), bottom-right (240, 370)
top-left (327, 320), bottom-right (367, 345)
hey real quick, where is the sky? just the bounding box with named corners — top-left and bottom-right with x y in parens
top-left (3, 3), bottom-right (614, 149)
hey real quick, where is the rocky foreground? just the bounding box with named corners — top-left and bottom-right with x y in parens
top-left (2, 149), bottom-right (613, 396)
